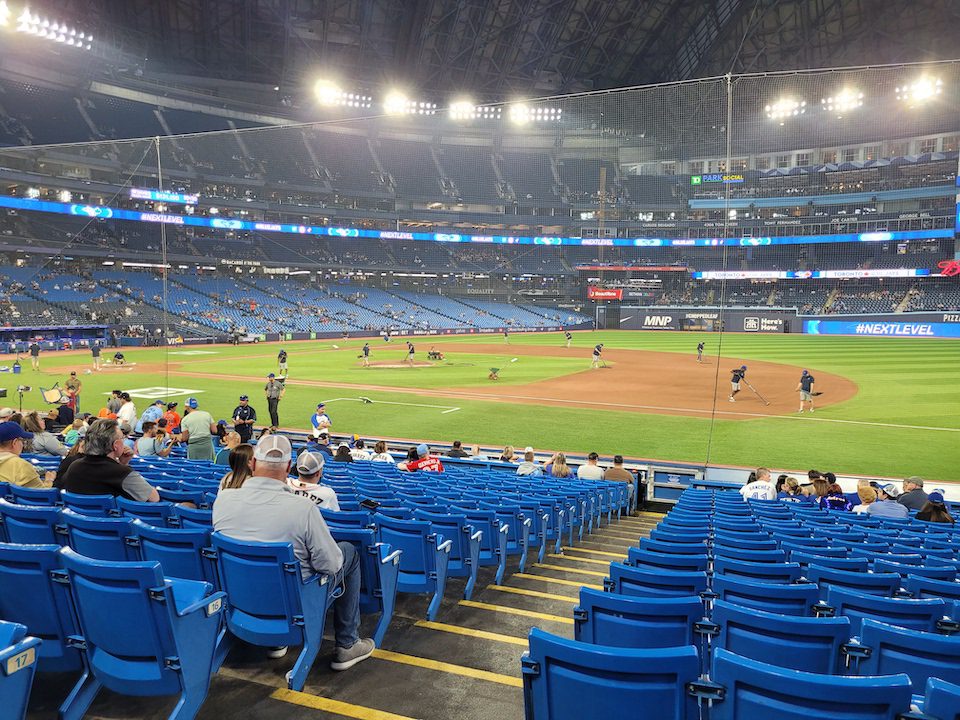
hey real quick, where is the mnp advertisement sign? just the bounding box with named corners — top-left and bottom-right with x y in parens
top-left (804, 320), bottom-right (960, 338)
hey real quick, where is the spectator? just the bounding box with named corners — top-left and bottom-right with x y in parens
top-left (0, 422), bottom-right (47, 487)
top-left (216, 432), bottom-right (243, 465)
top-left (516, 450), bottom-right (542, 477)
top-left (0, 407), bottom-right (14, 423)
top-left (577, 452), bottom-right (604, 480)
top-left (740, 467), bottom-right (776, 501)
top-left (106, 390), bottom-right (123, 416)
top-left (22, 412), bottom-right (68, 456)
top-left (212, 435), bottom-right (374, 670)
top-left (53, 440), bottom-right (85, 489)
top-left (162, 402), bottom-right (181, 432)
top-left (811, 477), bottom-right (830, 500)
top-left (180, 398), bottom-right (217, 461)
top-left (312, 432), bottom-right (334, 458)
top-left (116, 392), bottom-right (138, 433)
top-left (399, 443), bottom-right (445, 473)
top-left (447, 440), bottom-right (470, 458)
top-left (136, 422), bottom-right (172, 458)
top-left (775, 474), bottom-right (789, 494)
top-left (310, 403), bottom-right (331, 438)
top-left (866, 483), bottom-right (909, 518)
top-left (288, 451), bottom-right (340, 510)
top-left (818, 483), bottom-right (853, 511)
top-left (545, 452), bottom-right (573, 478)
top-left (350, 436), bottom-right (371, 461)
top-left (370, 441), bottom-right (395, 463)
top-left (61, 419), bottom-right (160, 501)
top-left (604, 455), bottom-right (635, 504)
top-left (220, 445), bottom-right (255, 490)
top-left (916, 492), bottom-right (954, 524)
top-left (135, 400), bottom-right (165, 434)
top-left (777, 477), bottom-right (810, 504)
top-left (333, 444), bottom-right (354, 463)
top-left (499, 446), bottom-right (516, 463)
top-left (64, 419), bottom-right (84, 447)
top-left (898, 476), bottom-right (928, 511)
top-left (852, 486), bottom-right (877, 514)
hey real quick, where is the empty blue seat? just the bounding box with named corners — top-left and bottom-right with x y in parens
top-left (712, 546), bottom-right (786, 563)
top-left (328, 526), bottom-right (401, 647)
top-left (450, 506), bottom-right (509, 585)
top-left (133, 521), bottom-right (216, 585)
top-left (116, 497), bottom-right (180, 527)
top-left (573, 587), bottom-right (701, 648)
top-left (58, 548), bottom-right (225, 720)
top-left (639, 538), bottom-right (706, 556)
top-left (61, 492), bottom-right (117, 517)
top-left (711, 598), bottom-right (852, 674)
top-left (804, 564), bottom-right (902, 600)
top-left (0, 620), bottom-right (41, 720)
top-left (413, 509), bottom-right (482, 600)
top-left (0, 544), bottom-right (83, 673)
top-left (175, 506), bottom-right (213, 529)
top-left (373, 514), bottom-right (451, 621)
top-left (60, 510), bottom-right (139, 562)
top-left (0, 500), bottom-right (64, 545)
top-left (479, 502), bottom-right (531, 573)
top-left (605, 563), bottom-right (708, 598)
top-left (627, 548), bottom-right (709, 573)
top-left (710, 575), bottom-right (819, 616)
top-left (924, 677), bottom-right (960, 720)
top-left (905, 575), bottom-right (960, 602)
top-left (708, 647), bottom-right (912, 720)
top-left (788, 552), bottom-right (869, 571)
top-left (9, 485), bottom-right (61, 506)
top-left (522, 627), bottom-right (699, 720)
top-left (712, 558), bottom-right (801, 584)
top-left (823, 586), bottom-right (947, 634)
top-left (874, 559), bottom-right (957, 581)
top-left (857, 618), bottom-right (960, 689)
top-left (211, 532), bottom-right (330, 691)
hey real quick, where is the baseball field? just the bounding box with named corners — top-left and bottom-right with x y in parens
top-left (7, 330), bottom-right (958, 481)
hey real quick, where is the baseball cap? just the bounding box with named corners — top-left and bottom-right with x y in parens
top-left (217, 420), bottom-right (227, 426)
top-left (296, 451), bottom-right (325, 476)
top-left (0, 423), bottom-right (33, 443)
top-left (337, 442), bottom-right (350, 450)
top-left (801, 369), bottom-right (808, 375)
top-left (0, 408), bottom-right (13, 419)
top-left (317, 403), bottom-right (325, 409)
top-left (186, 398), bottom-right (198, 409)
top-left (523, 446), bottom-right (534, 453)
top-left (318, 432), bottom-right (329, 440)
top-left (254, 434), bottom-right (292, 463)
top-left (153, 400), bottom-right (164, 406)
top-left (267, 373), bottom-right (275, 378)
top-left (928, 491), bottom-right (945, 504)
top-left (905, 475), bottom-right (924, 487)
top-left (70, 371), bottom-right (77, 376)
top-left (416, 443), bottom-right (429, 457)
top-left (878, 483), bottom-right (901, 498)
top-left (166, 402), bottom-right (178, 409)
top-left (239, 395), bottom-right (249, 401)
top-left (741, 365), bottom-right (747, 369)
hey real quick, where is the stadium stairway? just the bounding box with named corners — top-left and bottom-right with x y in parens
top-left (22, 509), bottom-right (663, 720)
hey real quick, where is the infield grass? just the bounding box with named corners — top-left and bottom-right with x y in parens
top-left (10, 330), bottom-right (959, 481)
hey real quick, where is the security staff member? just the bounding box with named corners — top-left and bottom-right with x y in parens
top-left (264, 373), bottom-right (284, 427)
top-left (232, 394), bottom-right (257, 443)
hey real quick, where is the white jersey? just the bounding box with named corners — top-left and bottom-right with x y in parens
top-left (739, 481), bottom-right (777, 501)
top-left (286, 479), bottom-right (340, 511)
top-left (350, 449), bottom-right (372, 461)
top-left (370, 452), bottom-right (395, 463)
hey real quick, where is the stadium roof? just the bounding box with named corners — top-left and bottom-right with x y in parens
top-left (54, 0), bottom-right (960, 101)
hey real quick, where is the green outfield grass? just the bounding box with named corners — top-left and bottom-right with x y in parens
top-left (9, 330), bottom-right (958, 481)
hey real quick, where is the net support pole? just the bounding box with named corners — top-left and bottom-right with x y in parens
top-left (155, 136), bottom-right (170, 386)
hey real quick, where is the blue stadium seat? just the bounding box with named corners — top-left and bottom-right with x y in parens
top-left (710, 598), bottom-right (852, 674)
top-left (712, 558), bottom-right (801, 584)
top-left (0, 481), bottom-right (10, 502)
top-left (61, 492), bottom-right (118, 517)
top-left (319, 508), bottom-right (373, 529)
top-left (0, 620), bottom-right (41, 720)
top-left (904, 575), bottom-right (960, 602)
top-left (788, 551), bottom-right (869, 571)
top-left (328, 526), bottom-right (401, 647)
top-left (605, 563), bottom-right (708, 598)
top-left (413, 509), bottom-right (482, 600)
top-left (450, 506), bottom-right (509, 585)
top-left (0, 499), bottom-right (64, 544)
top-left (521, 628), bottom-right (699, 720)
top-left (210, 532), bottom-right (330, 691)
top-left (57, 548), bottom-right (224, 720)
top-left (9, 485), bottom-right (62, 507)
top-left (710, 575), bottom-right (819, 616)
top-left (857, 618), bottom-right (960, 689)
top-left (373, 514), bottom-right (451, 621)
top-left (573, 587), bottom-right (701, 648)
top-left (712, 546), bottom-right (786, 563)
top-left (874, 559), bottom-right (957, 581)
top-left (639, 538), bottom-right (707, 555)
top-left (116, 497), bottom-right (180, 527)
top-left (708, 648), bottom-right (912, 720)
top-left (175, 506), bottom-right (213, 529)
top-left (803, 564), bottom-right (902, 599)
top-left (60, 510), bottom-right (139, 562)
top-left (924, 677), bottom-right (960, 720)
top-left (822, 586), bottom-right (948, 634)
top-left (627, 548), bottom-right (709, 573)
top-left (0, 544), bottom-right (83, 673)
top-left (479, 502), bottom-right (531, 573)
top-left (132, 521), bottom-right (216, 585)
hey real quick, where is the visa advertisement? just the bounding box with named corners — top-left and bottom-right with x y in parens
top-left (804, 320), bottom-right (960, 338)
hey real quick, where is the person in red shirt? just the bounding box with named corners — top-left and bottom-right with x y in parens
top-left (399, 443), bottom-right (445, 473)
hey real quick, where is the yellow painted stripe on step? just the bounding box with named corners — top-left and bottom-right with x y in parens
top-left (486, 584), bottom-right (578, 603)
top-left (562, 547), bottom-right (627, 558)
top-left (547, 553), bottom-right (610, 566)
top-left (371, 649), bottom-right (523, 688)
top-left (532, 563), bottom-right (607, 577)
top-left (637, 511), bottom-right (666, 518)
top-left (599, 531), bottom-right (641, 540)
top-left (513, 573), bottom-right (603, 589)
top-left (414, 620), bottom-right (528, 646)
top-left (271, 689), bottom-right (417, 720)
top-left (458, 599), bottom-right (574, 625)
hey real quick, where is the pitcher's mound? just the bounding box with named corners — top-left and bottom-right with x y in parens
top-left (367, 360), bottom-right (434, 369)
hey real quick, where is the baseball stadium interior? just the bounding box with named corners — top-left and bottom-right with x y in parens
top-left (1, 1), bottom-right (960, 719)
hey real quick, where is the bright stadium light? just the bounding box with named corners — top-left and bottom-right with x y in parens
top-left (0, 2), bottom-right (10, 26)
top-left (57, 189), bottom-right (72, 202)
top-left (821, 88), bottom-right (864, 117)
top-left (509, 103), bottom-right (530, 125)
top-left (449, 99), bottom-right (476, 120)
top-left (384, 91), bottom-right (409, 115)
top-left (314, 79), bottom-right (342, 106)
top-left (765, 98), bottom-right (806, 124)
top-left (25, 187), bottom-right (40, 198)
top-left (896, 77), bottom-right (943, 106)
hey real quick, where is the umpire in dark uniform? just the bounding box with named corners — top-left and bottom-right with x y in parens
top-left (232, 394), bottom-right (257, 443)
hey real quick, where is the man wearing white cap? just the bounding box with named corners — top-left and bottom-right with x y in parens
top-left (866, 483), bottom-right (909, 519)
top-left (288, 451), bottom-right (340, 510)
top-left (212, 434), bottom-right (373, 670)
top-left (0, 408), bottom-right (14, 423)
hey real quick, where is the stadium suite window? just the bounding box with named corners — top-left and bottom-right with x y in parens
top-left (689, 161), bottom-right (704, 174)
top-left (754, 156), bottom-right (770, 170)
top-left (943, 136), bottom-right (959, 152)
top-left (865, 145), bottom-right (881, 161)
top-left (918, 138), bottom-right (938, 153)
top-left (843, 148), bottom-right (858, 162)
top-left (821, 150), bottom-right (837, 163)
top-left (795, 153), bottom-right (810, 167)
top-left (776, 155), bottom-right (791, 169)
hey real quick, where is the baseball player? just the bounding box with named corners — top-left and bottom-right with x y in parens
top-left (405, 341), bottom-right (415, 366)
top-left (277, 348), bottom-right (288, 375)
top-left (564, 330), bottom-right (573, 348)
top-left (797, 369), bottom-right (815, 413)
top-left (729, 365), bottom-right (747, 402)
top-left (361, 342), bottom-right (371, 367)
top-left (591, 343), bottom-right (604, 369)
top-left (503, 328), bottom-right (510, 344)
top-left (697, 341), bottom-right (705, 363)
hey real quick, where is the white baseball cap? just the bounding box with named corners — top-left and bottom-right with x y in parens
top-left (523, 446), bottom-right (534, 453)
top-left (296, 451), bottom-right (325, 476)
top-left (254, 434), bottom-right (292, 463)
top-left (0, 407), bottom-right (13, 419)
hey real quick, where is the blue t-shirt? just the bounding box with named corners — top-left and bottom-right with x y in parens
top-left (800, 374), bottom-right (815, 391)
